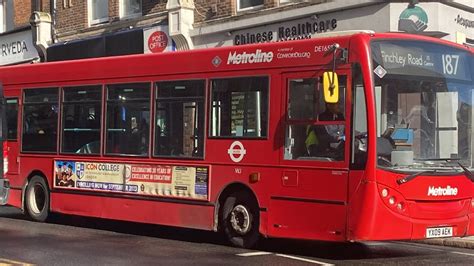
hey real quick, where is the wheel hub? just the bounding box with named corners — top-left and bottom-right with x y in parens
top-left (230, 204), bottom-right (251, 235)
top-left (28, 184), bottom-right (45, 214)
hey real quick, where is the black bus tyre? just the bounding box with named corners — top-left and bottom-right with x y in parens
top-left (25, 176), bottom-right (50, 222)
top-left (221, 192), bottom-right (260, 248)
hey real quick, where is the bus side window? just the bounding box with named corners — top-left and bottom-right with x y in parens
top-left (154, 80), bottom-right (205, 158)
top-left (352, 64), bottom-right (368, 169)
top-left (6, 98), bottom-right (18, 140)
top-left (106, 83), bottom-right (150, 156)
top-left (61, 86), bottom-right (102, 154)
top-left (210, 77), bottom-right (268, 138)
top-left (22, 88), bottom-right (59, 153)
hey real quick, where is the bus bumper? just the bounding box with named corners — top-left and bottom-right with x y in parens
top-left (0, 179), bottom-right (9, 205)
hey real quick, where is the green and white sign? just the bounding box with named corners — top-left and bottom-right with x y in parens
top-left (398, 4), bottom-right (428, 33)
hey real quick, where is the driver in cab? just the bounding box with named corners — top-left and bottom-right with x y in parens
top-left (305, 102), bottom-right (345, 159)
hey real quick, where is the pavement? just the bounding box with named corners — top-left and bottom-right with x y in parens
top-left (418, 236), bottom-right (474, 249)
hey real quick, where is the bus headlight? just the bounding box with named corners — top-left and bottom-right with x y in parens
top-left (378, 184), bottom-right (409, 216)
top-left (397, 202), bottom-right (405, 211)
top-left (389, 196), bottom-right (396, 205)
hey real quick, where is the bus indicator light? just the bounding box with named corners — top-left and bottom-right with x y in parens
top-left (249, 173), bottom-right (260, 183)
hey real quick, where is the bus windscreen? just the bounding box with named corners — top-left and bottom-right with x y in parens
top-left (371, 40), bottom-right (472, 82)
top-left (371, 40), bottom-right (474, 170)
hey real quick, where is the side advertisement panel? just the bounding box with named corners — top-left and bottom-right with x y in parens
top-left (53, 161), bottom-right (208, 200)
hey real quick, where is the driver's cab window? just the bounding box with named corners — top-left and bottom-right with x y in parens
top-left (284, 76), bottom-right (346, 161)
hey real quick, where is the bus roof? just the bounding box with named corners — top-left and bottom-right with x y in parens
top-left (0, 31), bottom-right (470, 86)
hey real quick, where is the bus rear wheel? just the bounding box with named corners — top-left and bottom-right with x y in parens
top-left (221, 192), bottom-right (260, 248)
top-left (25, 176), bottom-right (50, 222)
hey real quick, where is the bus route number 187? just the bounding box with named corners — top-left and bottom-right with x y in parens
top-left (442, 54), bottom-right (459, 76)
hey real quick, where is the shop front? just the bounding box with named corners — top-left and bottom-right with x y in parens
top-left (0, 27), bottom-right (39, 66)
top-left (191, 1), bottom-right (473, 49)
top-left (47, 25), bottom-right (175, 62)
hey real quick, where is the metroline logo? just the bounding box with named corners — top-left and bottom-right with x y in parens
top-left (227, 49), bottom-right (274, 65)
top-left (427, 185), bottom-right (458, 196)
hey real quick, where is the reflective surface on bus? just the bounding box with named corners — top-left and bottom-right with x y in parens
top-left (372, 40), bottom-right (474, 170)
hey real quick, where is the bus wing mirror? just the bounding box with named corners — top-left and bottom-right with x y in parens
top-left (323, 71), bottom-right (339, 103)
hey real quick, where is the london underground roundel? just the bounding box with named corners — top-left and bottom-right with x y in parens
top-left (227, 141), bottom-right (247, 163)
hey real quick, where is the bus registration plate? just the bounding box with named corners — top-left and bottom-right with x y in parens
top-left (426, 227), bottom-right (453, 238)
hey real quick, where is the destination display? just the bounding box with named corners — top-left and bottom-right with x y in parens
top-left (53, 161), bottom-right (208, 200)
top-left (371, 40), bottom-right (472, 81)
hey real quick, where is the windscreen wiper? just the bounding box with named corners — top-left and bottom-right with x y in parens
top-left (396, 170), bottom-right (438, 185)
top-left (426, 158), bottom-right (474, 183)
top-left (396, 162), bottom-right (474, 185)
top-left (456, 162), bottom-right (474, 182)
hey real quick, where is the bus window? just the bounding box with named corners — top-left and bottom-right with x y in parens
top-left (284, 77), bottom-right (346, 161)
top-left (61, 86), bottom-right (102, 154)
top-left (210, 77), bottom-right (268, 138)
top-left (6, 98), bottom-right (18, 140)
top-left (106, 83), bottom-right (150, 156)
top-left (154, 80), bottom-right (205, 158)
top-left (22, 88), bottom-right (59, 152)
top-left (352, 64), bottom-right (368, 168)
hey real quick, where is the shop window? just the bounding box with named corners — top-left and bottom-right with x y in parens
top-left (237, 0), bottom-right (264, 11)
top-left (155, 80), bottom-right (205, 158)
top-left (210, 77), bottom-right (268, 138)
top-left (6, 98), bottom-right (18, 140)
top-left (106, 83), bottom-right (150, 156)
top-left (120, 0), bottom-right (142, 18)
top-left (22, 88), bottom-right (59, 153)
top-left (88, 0), bottom-right (108, 25)
top-left (61, 86), bottom-right (102, 154)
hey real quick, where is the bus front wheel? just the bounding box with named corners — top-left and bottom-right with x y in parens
top-left (221, 192), bottom-right (260, 248)
top-left (25, 176), bottom-right (50, 222)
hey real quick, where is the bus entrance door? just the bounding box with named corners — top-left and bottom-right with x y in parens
top-left (268, 72), bottom-right (350, 241)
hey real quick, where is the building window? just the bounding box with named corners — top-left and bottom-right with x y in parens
top-left (32, 0), bottom-right (41, 11)
top-left (63, 0), bottom-right (73, 8)
top-left (120, 0), bottom-right (142, 19)
top-left (0, 0), bottom-right (5, 33)
top-left (89, 0), bottom-right (108, 25)
top-left (237, 0), bottom-right (264, 11)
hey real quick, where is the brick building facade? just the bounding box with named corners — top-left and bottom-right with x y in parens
top-left (52, 0), bottom-right (168, 41)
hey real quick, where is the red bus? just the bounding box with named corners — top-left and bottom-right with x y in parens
top-left (0, 31), bottom-right (473, 248)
